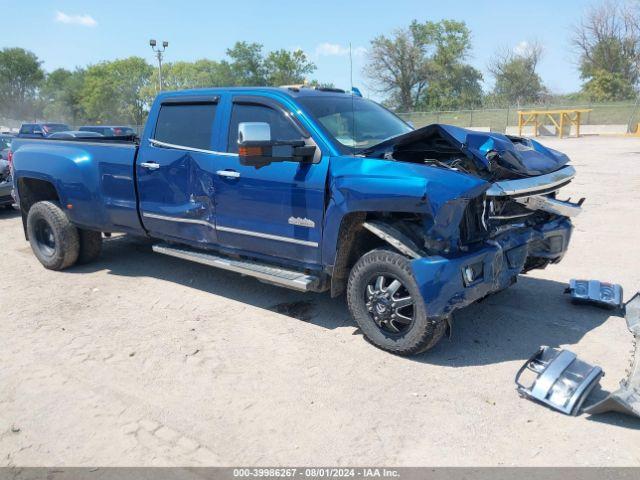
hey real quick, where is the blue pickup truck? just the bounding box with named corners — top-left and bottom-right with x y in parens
top-left (10, 87), bottom-right (582, 355)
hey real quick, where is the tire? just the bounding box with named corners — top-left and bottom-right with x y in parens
top-left (78, 229), bottom-right (102, 264)
top-left (26, 201), bottom-right (80, 270)
top-left (347, 248), bottom-right (447, 356)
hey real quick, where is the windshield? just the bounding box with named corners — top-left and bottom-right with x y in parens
top-left (297, 96), bottom-right (412, 152)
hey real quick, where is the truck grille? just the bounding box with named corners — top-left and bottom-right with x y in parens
top-left (460, 196), bottom-right (487, 245)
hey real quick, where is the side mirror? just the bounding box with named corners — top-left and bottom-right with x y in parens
top-left (237, 121), bottom-right (316, 168)
top-left (238, 122), bottom-right (271, 143)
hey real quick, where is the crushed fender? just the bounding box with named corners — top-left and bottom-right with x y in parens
top-left (583, 293), bottom-right (640, 419)
top-left (515, 346), bottom-right (604, 416)
top-left (565, 279), bottom-right (624, 310)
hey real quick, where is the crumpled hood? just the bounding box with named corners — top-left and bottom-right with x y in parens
top-left (364, 124), bottom-right (570, 178)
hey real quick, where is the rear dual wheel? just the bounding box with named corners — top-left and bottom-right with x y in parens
top-left (27, 201), bottom-right (101, 270)
top-left (347, 249), bottom-right (447, 356)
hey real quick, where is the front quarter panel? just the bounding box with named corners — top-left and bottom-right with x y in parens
top-left (322, 156), bottom-right (488, 265)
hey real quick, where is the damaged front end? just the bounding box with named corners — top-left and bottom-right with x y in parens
top-left (362, 124), bottom-right (583, 318)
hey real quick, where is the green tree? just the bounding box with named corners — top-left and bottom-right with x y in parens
top-left (0, 47), bottom-right (45, 120)
top-left (413, 20), bottom-right (483, 110)
top-left (488, 42), bottom-right (546, 106)
top-left (141, 59), bottom-right (235, 103)
top-left (573, 1), bottom-right (640, 101)
top-left (40, 68), bottom-right (86, 123)
top-left (583, 69), bottom-right (636, 101)
top-left (264, 49), bottom-right (316, 86)
top-left (364, 20), bottom-right (482, 111)
top-left (155, 59), bottom-right (234, 90)
top-left (364, 25), bottom-right (430, 111)
top-left (226, 42), bottom-right (267, 86)
top-left (81, 57), bottom-right (152, 125)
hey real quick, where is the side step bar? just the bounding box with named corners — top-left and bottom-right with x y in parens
top-left (152, 243), bottom-right (323, 292)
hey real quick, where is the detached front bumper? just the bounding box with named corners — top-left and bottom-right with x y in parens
top-left (411, 217), bottom-right (573, 318)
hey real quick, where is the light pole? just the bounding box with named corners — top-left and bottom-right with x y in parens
top-left (149, 39), bottom-right (169, 91)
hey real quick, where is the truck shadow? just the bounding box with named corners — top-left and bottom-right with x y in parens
top-left (0, 207), bottom-right (20, 219)
top-left (419, 276), bottom-right (616, 367)
top-left (69, 234), bottom-right (614, 367)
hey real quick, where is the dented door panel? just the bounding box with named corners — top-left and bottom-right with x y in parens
top-left (137, 145), bottom-right (218, 245)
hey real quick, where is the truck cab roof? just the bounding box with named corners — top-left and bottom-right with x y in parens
top-left (155, 86), bottom-right (354, 102)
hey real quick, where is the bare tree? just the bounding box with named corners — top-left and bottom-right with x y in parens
top-left (572, 0), bottom-right (640, 99)
top-left (364, 26), bottom-right (430, 112)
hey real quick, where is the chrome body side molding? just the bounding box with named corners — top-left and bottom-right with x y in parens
top-left (148, 138), bottom-right (239, 157)
top-left (142, 212), bottom-right (318, 248)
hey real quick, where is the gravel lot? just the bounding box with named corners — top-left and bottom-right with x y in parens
top-left (1, 136), bottom-right (640, 466)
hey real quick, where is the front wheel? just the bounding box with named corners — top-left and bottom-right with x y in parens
top-left (347, 249), bottom-right (447, 356)
top-left (26, 201), bottom-right (80, 270)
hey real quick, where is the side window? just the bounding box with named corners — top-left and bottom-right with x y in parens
top-left (227, 103), bottom-right (303, 153)
top-left (154, 103), bottom-right (217, 150)
top-left (20, 125), bottom-right (34, 134)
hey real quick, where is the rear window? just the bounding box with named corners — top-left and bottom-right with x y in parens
top-left (42, 124), bottom-right (71, 134)
top-left (19, 124), bottom-right (34, 134)
top-left (79, 127), bottom-right (107, 134)
top-left (154, 103), bottom-right (217, 150)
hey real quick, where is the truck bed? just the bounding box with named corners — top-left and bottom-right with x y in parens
top-left (11, 136), bottom-right (143, 234)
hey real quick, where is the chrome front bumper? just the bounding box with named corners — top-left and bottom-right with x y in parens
top-left (486, 166), bottom-right (582, 218)
top-left (486, 166), bottom-right (576, 197)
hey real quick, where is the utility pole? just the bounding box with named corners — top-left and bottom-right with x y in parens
top-left (149, 39), bottom-right (169, 91)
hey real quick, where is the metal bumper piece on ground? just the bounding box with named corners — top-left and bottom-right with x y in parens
top-left (583, 293), bottom-right (640, 418)
top-left (515, 346), bottom-right (604, 416)
top-left (410, 218), bottom-right (572, 318)
top-left (566, 279), bottom-right (624, 310)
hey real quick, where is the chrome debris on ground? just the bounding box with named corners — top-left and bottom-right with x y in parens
top-left (515, 346), bottom-right (604, 416)
top-left (565, 279), bottom-right (624, 309)
top-left (583, 293), bottom-right (640, 419)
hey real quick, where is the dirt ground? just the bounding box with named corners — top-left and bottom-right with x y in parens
top-left (1, 136), bottom-right (640, 467)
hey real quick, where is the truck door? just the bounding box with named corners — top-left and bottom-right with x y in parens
top-left (212, 95), bottom-right (329, 265)
top-left (136, 97), bottom-right (220, 245)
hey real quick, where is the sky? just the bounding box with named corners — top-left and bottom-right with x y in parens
top-left (2, 0), bottom-right (594, 101)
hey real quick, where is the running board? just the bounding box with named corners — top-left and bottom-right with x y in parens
top-left (152, 243), bottom-right (322, 292)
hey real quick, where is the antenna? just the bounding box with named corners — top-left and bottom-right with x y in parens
top-left (350, 42), bottom-right (356, 156)
top-left (349, 42), bottom-right (354, 92)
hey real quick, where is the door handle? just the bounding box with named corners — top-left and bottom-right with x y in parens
top-left (216, 170), bottom-right (241, 178)
top-left (140, 162), bottom-right (160, 170)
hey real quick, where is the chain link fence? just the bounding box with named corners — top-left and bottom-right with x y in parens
top-left (5, 102), bottom-right (640, 136)
top-left (396, 101), bottom-right (640, 133)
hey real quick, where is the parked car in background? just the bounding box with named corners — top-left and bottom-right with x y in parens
top-left (48, 131), bottom-right (104, 139)
top-left (0, 158), bottom-right (12, 208)
top-left (0, 134), bottom-right (13, 160)
top-left (17, 123), bottom-right (71, 138)
top-left (79, 125), bottom-right (136, 137)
